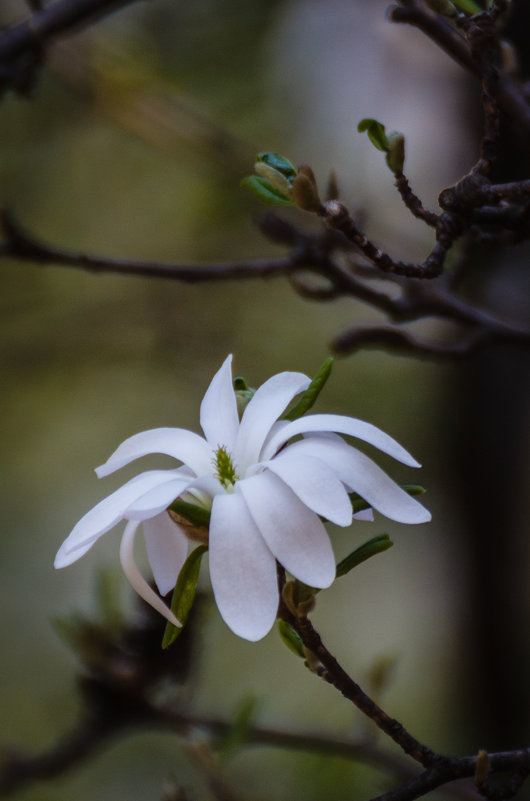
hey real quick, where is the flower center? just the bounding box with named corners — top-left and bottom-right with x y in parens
top-left (215, 445), bottom-right (239, 489)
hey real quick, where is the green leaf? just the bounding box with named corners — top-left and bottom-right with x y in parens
top-left (219, 695), bottom-right (260, 759)
top-left (162, 545), bottom-right (207, 649)
top-left (284, 357), bottom-right (333, 421)
top-left (452, 0), bottom-right (482, 11)
top-left (278, 619), bottom-right (305, 658)
top-left (357, 118), bottom-right (389, 152)
top-left (169, 499), bottom-right (211, 527)
top-left (240, 175), bottom-right (295, 206)
top-left (256, 152), bottom-right (297, 181)
top-left (336, 533), bottom-right (393, 578)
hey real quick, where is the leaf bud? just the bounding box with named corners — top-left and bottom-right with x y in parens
top-left (385, 132), bottom-right (405, 173)
top-left (254, 161), bottom-right (294, 199)
top-left (233, 376), bottom-right (255, 417)
top-left (474, 750), bottom-right (490, 787)
top-left (292, 165), bottom-right (322, 212)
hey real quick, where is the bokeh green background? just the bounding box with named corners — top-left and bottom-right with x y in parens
top-left (2, 1), bottom-right (528, 799)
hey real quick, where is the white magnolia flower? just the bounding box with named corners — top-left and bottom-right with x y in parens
top-left (55, 355), bottom-right (430, 641)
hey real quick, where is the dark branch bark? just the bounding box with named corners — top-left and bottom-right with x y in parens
top-left (0, 698), bottom-right (415, 797)
top-left (0, 0), bottom-right (142, 95)
top-left (389, 1), bottom-right (530, 138)
top-left (2, 210), bottom-right (529, 358)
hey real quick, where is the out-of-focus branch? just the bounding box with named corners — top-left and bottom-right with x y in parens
top-left (330, 325), bottom-right (496, 359)
top-left (0, 0), bottom-right (142, 95)
top-left (2, 209), bottom-right (529, 358)
top-left (0, 681), bottom-right (417, 797)
top-left (389, 0), bottom-right (530, 138)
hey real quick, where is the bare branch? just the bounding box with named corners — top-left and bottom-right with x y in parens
top-left (331, 325), bottom-right (495, 359)
top-left (0, 0), bottom-right (142, 95)
top-left (389, 1), bottom-right (530, 138)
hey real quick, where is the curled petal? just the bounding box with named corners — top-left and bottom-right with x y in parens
top-left (234, 371), bottom-right (310, 472)
top-left (120, 520), bottom-right (181, 626)
top-left (209, 493), bottom-right (279, 641)
top-left (200, 354), bottom-right (239, 451)
top-left (143, 512), bottom-right (189, 596)
top-left (54, 470), bottom-right (180, 568)
top-left (285, 437), bottom-right (430, 524)
top-left (264, 452), bottom-right (352, 526)
top-left (262, 414), bottom-right (421, 467)
top-left (238, 471), bottom-right (336, 588)
top-left (96, 428), bottom-right (213, 479)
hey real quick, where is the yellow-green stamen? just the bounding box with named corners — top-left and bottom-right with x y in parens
top-left (215, 446), bottom-right (239, 489)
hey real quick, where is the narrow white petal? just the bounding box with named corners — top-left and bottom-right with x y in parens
top-left (125, 476), bottom-right (192, 520)
top-left (209, 493), bottom-right (279, 641)
top-left (238, 472), bottom-right (336, 589)
top-left (120, 520), bottom-right (181, 626)
top-left (200, 355), bottom-right (239, 450)
top-left (234, 371), bottom-right (310, 472)
top-left (286, 437), bottom-right (430, 524)
top-left (126, 475), bottom-right (223, 520)
top-left (264, 452), bottom-right (352, 526)
top-left (96, 428), bottom-right (213, 478)
top-left (262, 414), bottom-right (421, 467)
top-left (353, 508), bottom-right (375, 521)
top-left (143, 512), bottom-right (189, 596)
top-left (54, 470), bottom-right (181, 568)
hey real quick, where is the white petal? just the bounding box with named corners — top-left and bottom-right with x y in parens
top-left (126, 474), bottom-right (223, 520)
top-left (143, 512), bottom-right (189, 596)
top-left (125, 475), bottom-right (190, 520)
top-left (262, 414), bottom-right (421, 467)
top-left (264, 452), bottom-right (352, 526)
top-left (120, 520), bottom-right (181, 626)
top-left (209, 493), bottom-right (279, 641)
top-left (353, 508), bottom-right (375, 521)
top-left (238, 472), bottom-right (336, 588)
top-left (234, 371), bottom-right (310, 472)
top-left (54, 470), bottom-right (180, 568)
top-left (96, 428), bottom-right (213, 479)
top-left (200, 355), bottom-right (239, 450)
top-left (285, 437), bottom-right (430, 524)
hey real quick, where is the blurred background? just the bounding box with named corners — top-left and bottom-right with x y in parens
top-left (1, 0), bottom-right (529, 799)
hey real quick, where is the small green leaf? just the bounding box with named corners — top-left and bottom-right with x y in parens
top-left (240, 175), bottom-right (295, 206)
top-left (357, 118), bottom-right (389, 152)
top-left (162, 545), bottom-right (207, 649)
top-left (336, 533), bottom-right (393, 578)
top-left (399, 483), bottom-right (426, 498)
top-left (220, 695), bottom-right (260, 759)
top-left (256, 152), bottom-right (297, 181)
top-left (452, 0), bottom-right (482, 12)
top-left (284, 357), bottom-right (333, 421)
top-left (170, 499), bottom-right (211, 527)
top-left (278, 619), bottom-right (305, 658)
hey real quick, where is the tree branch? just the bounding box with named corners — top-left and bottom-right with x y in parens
top-left (0, 0), bottom-right (142, 95)
top-left (389, 0), bottom-right (530, 138)
top-left (2, 209), bottom-right (529, 359)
